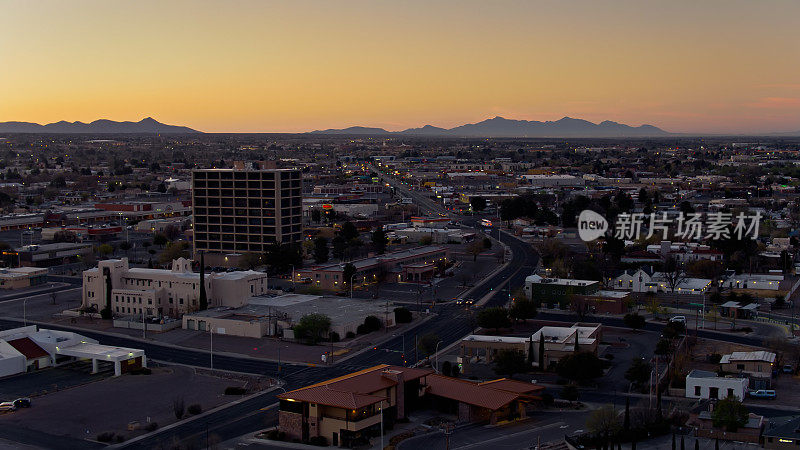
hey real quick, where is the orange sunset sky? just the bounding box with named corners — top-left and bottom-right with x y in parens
top-left (2, 0), bottom-right (799, 134)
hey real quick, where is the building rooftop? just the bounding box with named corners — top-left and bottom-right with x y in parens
top-left (720, 351), bottom-right (776, 364)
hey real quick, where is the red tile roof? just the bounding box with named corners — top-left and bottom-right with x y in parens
top-left (7, 337), bottom-right (49, 360)
top-left (278, 365), bottom-right (432, 409)
top-left (478, 378), bottom-right (546, 395)
top-left (424, 374), bottom-right (519, 410)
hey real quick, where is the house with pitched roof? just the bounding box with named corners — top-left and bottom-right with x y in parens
top-left (276, 364), bottom-right (544, 447)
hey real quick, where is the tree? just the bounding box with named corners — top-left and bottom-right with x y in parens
top-left (293, 313), bottom-right (331, 345)
top-left (493, 349), bottom-right (528, 378)
top-left (240, 252), bottom-right (262, 269)
top-left (508, 298), bottom-right (537, 322)
top-left (119, 241), bottom-right (132, 255)
top-left (482, 237), bottom-right (492, 250)
top-left (172, 396), bottom-right (186, 420)
top-left (625, 358), bottom-right (652, 390)
top-left (476, 307), bottom-right (510, 332)
top-left (313, 237), bottom-right (329, 263)
top-left (623, 313), bottom-right (646, 330)
top-left (711, 395), bottom-right (749, 432)
top-left (586, 405), bottom-right (621, 445)
top-left (371, 228), bottom-right (388, 255)
top-left (341, 263), bottom-right (357, 293)
top-left (538, 333), bottom-right (545, 370)
top-left (662, 321), bottom-right (685, 340)
top-left (560, 383), bottom-right (579, 402)
top-left (152, 233), bottom-right (168, 247)
top-left (331, 235), bottom-right (348, 260)
top-left (466, 239), bottom-right (485, 262)
top-left (159, 241), bottom-right (190, 264)
top-left (556, 352), bottom-right (604, 382)
top-left (394, 307), bottom-right (412, 323)
top-left (662, 257), bottom-right (686, 293)
top-left (362, 315), bottom-right (382, 333)
top-left (340, 221), bottom-right (359, 241)
top-left (199, 252), bottom-right (208, 311)
top-left (98, 243), bottom-right (114, 258)
top-left (655, 338), bottom-right (672, 355)
top-left (101, 267), bottom-right (113, 320)
top-left (470, 196), bottom-right (487, 212)
top-left (417, 333), bottom-right (441, 358)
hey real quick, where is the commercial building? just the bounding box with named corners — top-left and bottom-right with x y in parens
top-left (524, 274), bottom-right (599, 305)
top-left (192, 162), bottom-right (303, 267)
top-left (764, 416), bottom-right (800, 449)
top-left (685, 369), bottom-right (748, 401)
top-left (276, 364), bottom-right (544, 446)
top-left (0, 267), bottom-right (48, 289)
top-left (81, 257), bottom-right (268, 319)
top-left (182, 293), bottom-right (395, 338)
top-left (0, 325), bottom-right (145, 377)
top-left (459, 323), bottom-right (602, 373)
top-left (296, 246), bottom-right (447, 291)
top-left (16, 242), bottom-right (93, 267)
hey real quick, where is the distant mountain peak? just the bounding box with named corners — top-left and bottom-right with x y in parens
top-left (308, 115), bottom-right (671, 137)
top-left (0, 118), bottom-right (199, 134)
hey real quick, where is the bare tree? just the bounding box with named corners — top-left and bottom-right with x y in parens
top-left (172, 396), bottom-right (185, 420)
top-left (661, 257), bottom-right (686, 293)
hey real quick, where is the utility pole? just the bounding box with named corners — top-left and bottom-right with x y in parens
top-left (209, 326), bottom-right (213, 370)
top-left (444, 424), bottom-right (452, 450)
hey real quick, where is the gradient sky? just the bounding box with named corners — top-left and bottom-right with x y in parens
top-left (2, 0), bottom-right (799, 134)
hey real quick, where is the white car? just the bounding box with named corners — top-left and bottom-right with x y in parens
top-left (0, 402), bottom-right (16, 412)
top-left (669, 316), bottom-right (686, 324)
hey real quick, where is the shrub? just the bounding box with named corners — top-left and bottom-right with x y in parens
top-left (308, 436), bottom-right (328, 446)
top-left (363, 315), bottom-right (382, 333)
top-left (394, 307), bottom-right (412, 323)
top-left (187, 404), bottom-right (202, 415)
top-left (265, 429), bottom-right (287, 441)
top-left (623, 313), bottom-right (646, 329)
top-left (356, 324), bottom-right (368, 335)
top-left (97, 432), bottom-right (115, 443)
top-left (145, 422), bottom-right (159, 432)
top-left (345, 331), bottom-right (356, 339)
top-left (708, 353), bottom-right (722, 364)
top-left (329, 331), bottom-right (340, 343)
top-left (116, 435), bottom-right (125, 443)
top-left (224, 386), bottom-right (248, 395)
top-left (542, 392), bottom-right (554, 406)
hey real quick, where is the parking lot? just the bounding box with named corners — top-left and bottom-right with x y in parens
top-left (0, 364), bottom-right (249, 442)
top-left (0, 361), bottom-right (111, 400)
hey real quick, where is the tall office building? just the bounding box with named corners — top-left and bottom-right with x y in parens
top-left (192, 161), bottom-right (303, 266)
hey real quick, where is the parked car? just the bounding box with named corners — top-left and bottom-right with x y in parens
top-left (670, 316), bottom-right (686, 324)
top-left (12, 398), bottom-right (30, 408)
top-left (749, 389), bottom-right (776, 399)
top-left (782, 364), bottom-right (794, 374)
top-left (0, 402), bottom-right (16, 412)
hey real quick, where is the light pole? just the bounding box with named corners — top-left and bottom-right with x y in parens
top-left (350, 273), bottom-right (356, 298)
top-left (142, 310), bottom-right (146, 339)
top-left (380, 400), bottom-right (384, 450)
top-left (23, 298), bottom-right (27, 326)
top-left (434, 340), bottom-right (442, 373)
top-left (209, 326), bottom-right (213, 370)
top-left (289, 264), bottom-right (295, 291)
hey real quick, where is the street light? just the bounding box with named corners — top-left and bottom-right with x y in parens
top-left (350, 273), bottom-right (356, 298)
top-left (23, 298), bottom-right (27, 326)
top-left (209, 326), bottom-right (214, 370)
top-left (289, 264), bottom-right (295, 291)
top-left (434, 339), bottom-right (442, 373)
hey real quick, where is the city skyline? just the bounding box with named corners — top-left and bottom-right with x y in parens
top-left (2, 0), bottom-right (800, 134)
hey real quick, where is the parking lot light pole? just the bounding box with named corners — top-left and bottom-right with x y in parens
top-left (209, 327), bottom-right (213, 370)
top-left (350, 273), bottom-right (356, 298)
top-left (23, 299), bottom-right (27, 326)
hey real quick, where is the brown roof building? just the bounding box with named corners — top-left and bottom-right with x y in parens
top-left (277, 365), bottom-right (544, 447)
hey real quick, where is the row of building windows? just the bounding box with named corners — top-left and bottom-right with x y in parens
top-left (193, 171), bottom-right (300, 181)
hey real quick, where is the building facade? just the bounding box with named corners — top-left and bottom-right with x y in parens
top-left (81, 257), bottom-right (267, 319)
top-left (192, 162), bottom-right (303, 267)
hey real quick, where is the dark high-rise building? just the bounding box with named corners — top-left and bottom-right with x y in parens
top-left (192, 161), bottom-right (303, 266)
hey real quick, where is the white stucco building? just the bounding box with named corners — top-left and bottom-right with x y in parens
top-left (81, 257), bottom-right (268, 319)
top-left (685, 369), bottom-right (748, 401)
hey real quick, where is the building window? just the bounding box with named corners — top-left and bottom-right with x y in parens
top-left (694, 386), bottom-right (701, 396)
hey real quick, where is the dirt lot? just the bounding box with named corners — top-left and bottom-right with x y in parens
top-left (0, 365), bottom-right (253, 442)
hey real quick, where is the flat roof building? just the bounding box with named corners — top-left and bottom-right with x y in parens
top-left (192, 163), bottom-right (303, 267)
